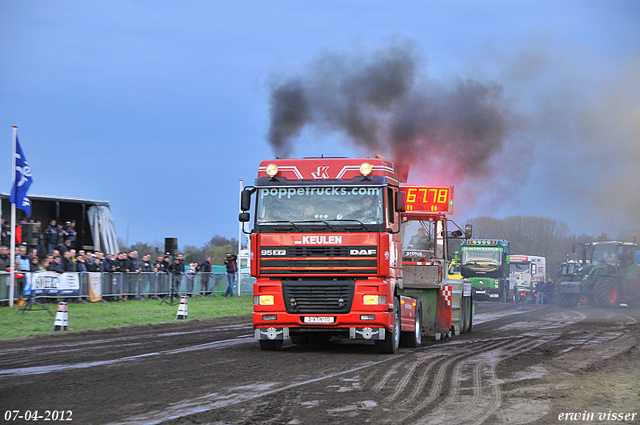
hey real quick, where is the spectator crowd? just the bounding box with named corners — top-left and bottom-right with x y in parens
top-left (1, 217), bottom-right (225, 299)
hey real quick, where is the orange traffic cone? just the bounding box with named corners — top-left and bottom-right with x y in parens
top-left (53, 302), bottom-right (68, 331)
top-left (176, 296), bottom-right (188, 320)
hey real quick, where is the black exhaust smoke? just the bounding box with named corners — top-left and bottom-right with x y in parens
top-left (266, 39), bottom-right (518, 185)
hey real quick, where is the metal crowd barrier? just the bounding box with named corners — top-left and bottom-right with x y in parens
top-left (0, 271), bottom-right (255, 304)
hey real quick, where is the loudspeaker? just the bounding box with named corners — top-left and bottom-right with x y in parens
top-left (21, 223), bottom-right (36, 245)
top-left (165, 238), bottom-right (178, 256)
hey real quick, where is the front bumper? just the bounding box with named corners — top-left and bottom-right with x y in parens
top-left (254, 326), bottom-right (385, 341)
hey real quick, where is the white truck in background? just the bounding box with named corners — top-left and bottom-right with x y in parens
top-left (509, 255), bottom-right (546, 302)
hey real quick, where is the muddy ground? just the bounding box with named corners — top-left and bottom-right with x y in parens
top-left (1, 302), bottom-right (639, 425)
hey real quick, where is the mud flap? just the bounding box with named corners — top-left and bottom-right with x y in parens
top-left (350, 327), bottom-right (385, 340)
top-left (255, 327), bottom-right (289, 341)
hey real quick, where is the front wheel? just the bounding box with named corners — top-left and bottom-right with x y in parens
top-left (376, 297), bottom-right (400, 354)
top-left (557, 291), bottom-right (577, 308)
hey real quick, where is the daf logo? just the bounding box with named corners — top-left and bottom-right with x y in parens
top-left (350, 249), bottom-right (376, 256)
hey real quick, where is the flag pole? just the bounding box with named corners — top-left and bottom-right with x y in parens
top-left (237, 179), bottom-right (243, 296)
top-left (9, 126), bottom-right (17, 308)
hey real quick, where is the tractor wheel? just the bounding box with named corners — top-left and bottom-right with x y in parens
top-left (557, 292), bottom-right (577, 308)
top-left (594, 277), bottom-right (620, 308)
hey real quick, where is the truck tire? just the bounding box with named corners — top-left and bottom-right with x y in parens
top-left (467, 296), bottom-right (473, 332)
top-left (594, 277), bottom-right (620, 308)
top-left (400, 302), bottom-right (422, 348)
top-left (376, 297), bottom-right (400, 354)
top-left (458, 296), bottom-right (467, 334)
top-left (463, 296), bottom-right (471, 333)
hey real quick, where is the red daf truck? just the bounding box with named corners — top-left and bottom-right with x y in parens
top-left (239, 156), bottom-right (473, 353)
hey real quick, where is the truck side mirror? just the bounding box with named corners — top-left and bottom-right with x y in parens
top-left (240, 189), bottom-right (252, 212)
top-left (239, 212), bottom-right (250, 222)
top-left (464, 224), bottom-right (472, 239)
top-left (395, 191), bottom-right (406, 213)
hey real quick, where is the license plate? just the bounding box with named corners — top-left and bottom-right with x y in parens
top-left (489, 294), bottom-right (499, 298)
top-left (304, 316), bottom-right (334, 323)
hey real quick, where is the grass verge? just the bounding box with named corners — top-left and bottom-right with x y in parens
top-left (0, 295), bottom-right (253, 340)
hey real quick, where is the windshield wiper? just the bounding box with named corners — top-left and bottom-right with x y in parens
top-left (331, 219), bottom-right (372, 231)
top-left (265, 220), bottom-right (304, 232)
top-left (294, 220), bottom-right (339, 231)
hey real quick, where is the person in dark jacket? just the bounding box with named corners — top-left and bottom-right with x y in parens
top-left (1, 221), bottom-right (11, 247)
top-left (112, 252), bottom-right (132, 273)
top-left (535, 280), bottom-right (546, 304)
top-left (169, 256), bottom-right (183, 295)
top-left (160, 256), bottom-right (171, 273)
top-left (140, 254), bottom-right (154, 272)
top-left (86, 255), bottom-right (99, 272)
top-left (29, 255), bottom-right (40, 272)
top-left (200, 256), bottom-right (213, 296)
top-left (223, 253), bottom-right (237, 297)
top-left (153, 256), bottom-right (164, 273)
top-left (45, 220), bottom-right (57, 254)
top-left (48, 256), bottom-right (64, 273)
top-left (128, 251), bottom-right (141, 272)
top-left (55, 224), bottom-right (66, 253)
top-left (62, 251), bottom-right (76, 272)
top-left (0, 246), bottom-right (9, 271)
top-left (75, 254), bottom-right (88, 273)
top-left (64, 221), bottom-right (76, 250)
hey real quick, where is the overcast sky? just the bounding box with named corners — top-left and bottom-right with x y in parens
top-left (1, 1), bottom-right (639, 249)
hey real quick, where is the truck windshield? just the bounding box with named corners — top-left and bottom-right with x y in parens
top-left (255, 187), bottom-right (384, 225)
top-left (510, 262), bottom-right (530, 273)
top-left (462, 249), bottom-right (502, 267)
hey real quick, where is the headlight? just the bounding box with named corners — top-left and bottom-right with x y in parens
top-left (254, 295), bottom-right (275, 305)
top-left (359, 162), bottom-right (373, 176)
top-left (266, 163), bottom-right (278, 177)
top-left (363, 295), bottom-right (386, 305)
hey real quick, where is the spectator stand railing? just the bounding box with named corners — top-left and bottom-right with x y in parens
top-left (0, 271), bottom-right (255, 304)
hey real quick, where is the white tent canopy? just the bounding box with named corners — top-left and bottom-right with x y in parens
top-left (87, 205), bottom-right (118, 254)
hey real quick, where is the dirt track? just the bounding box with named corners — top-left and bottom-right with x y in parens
top-left (1, 302), bottom-right (639, 425)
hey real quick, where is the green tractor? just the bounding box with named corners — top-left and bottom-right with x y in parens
top-left (557, 240), bottom-right (639, 308)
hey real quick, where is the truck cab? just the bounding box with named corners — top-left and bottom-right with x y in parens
top-left (460, 239), bottom-right (510, 301)
top-left (241, 156), bottom-right (408, 353)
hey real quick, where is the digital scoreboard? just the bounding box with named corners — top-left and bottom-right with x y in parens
top-left (402, 185), bottom-right (454, 214)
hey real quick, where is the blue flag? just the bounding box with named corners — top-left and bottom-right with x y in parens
top-left (9, 136), bottom-right (34, 216)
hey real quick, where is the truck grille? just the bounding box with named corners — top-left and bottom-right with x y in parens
top-left (260, 245), bottom-right (377, 276)
top-left (282, 280), bottom-right (355, 314)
